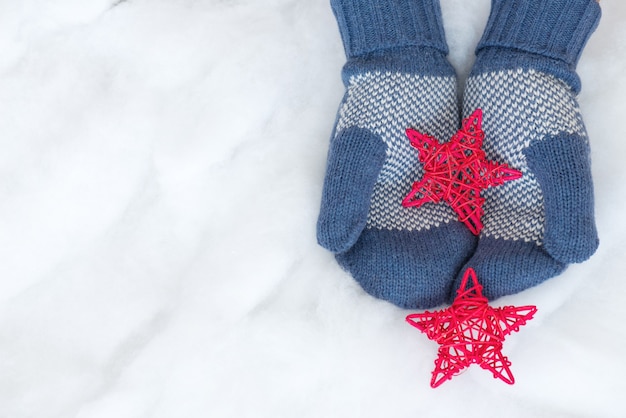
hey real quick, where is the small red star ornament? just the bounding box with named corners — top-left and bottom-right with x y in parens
top-left (403, 109), bottom-right (522, 235)
top-left (406, 268), bottom-right (537, 388)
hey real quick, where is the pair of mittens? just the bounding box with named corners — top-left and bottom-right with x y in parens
top-left (317, 0), bottom-right (601, 308)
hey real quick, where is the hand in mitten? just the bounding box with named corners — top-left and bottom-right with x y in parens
top-left (317, 0), bottom-right (476, 309)
top-left (453, 0), bottom-right (601, 300)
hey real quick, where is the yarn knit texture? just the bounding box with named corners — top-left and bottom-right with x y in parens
top-left (317, 0), bottom-right (475, 309)
top-left (452, 0), bottom-right (601, 300)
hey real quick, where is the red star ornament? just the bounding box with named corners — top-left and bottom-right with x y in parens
top-left (402, 109), bottom-right (522, 235)
top-left (406, 268), bottom-right (537, 388)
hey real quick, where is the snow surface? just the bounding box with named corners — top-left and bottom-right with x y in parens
top-left (0, 0), bottom-right (625, 416)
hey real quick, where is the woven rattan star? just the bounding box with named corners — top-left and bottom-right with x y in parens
top-left (406, 268), bottom-right (537, 388)
top-left (402, 109), bottom-right (522, 235)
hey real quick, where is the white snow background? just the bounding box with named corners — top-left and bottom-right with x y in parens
top-left (0, 0), bottom-right (625, 416)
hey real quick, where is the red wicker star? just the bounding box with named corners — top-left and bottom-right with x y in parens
top-left (403, 109), bottom-right (522, 235)
top-left (406, 268), bottom-right (537, 388)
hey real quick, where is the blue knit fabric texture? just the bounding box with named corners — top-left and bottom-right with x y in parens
top-left (473, 0), bottom-right (601, 92)
top-left (453, 0), bottom-right (601, 301)
top-left (317, 0), bottom-right (475, 309)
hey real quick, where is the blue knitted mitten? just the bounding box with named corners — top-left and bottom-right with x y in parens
top-left (452, 0), bottom-right (601, 300)
top-left (317, 0), bottom-right (476, 309)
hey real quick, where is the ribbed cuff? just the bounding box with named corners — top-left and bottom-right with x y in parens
top-left (331, 0), bottom-right (449, 59)
top-left (476, 0), bottom-right (601, 67)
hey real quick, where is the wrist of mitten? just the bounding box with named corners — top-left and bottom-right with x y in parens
top-left (331, 0), bottom-right (449, 58)
top-left (471, 0), bottom-right (601, 92)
